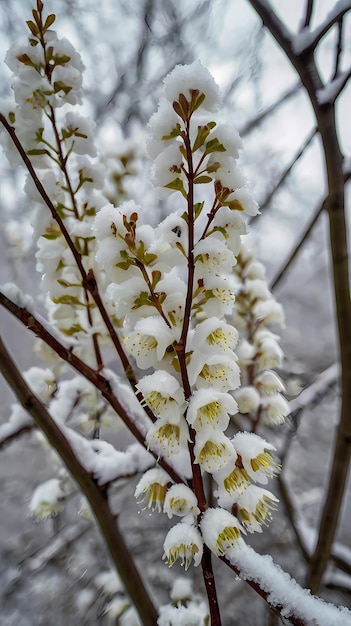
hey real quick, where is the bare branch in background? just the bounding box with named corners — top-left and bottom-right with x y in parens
top-left (301, 0), bottom-right (314, 30)
top-left (332, 17), bottom-right (344, 80)
top-left (250, 127), bottom-right (317, 226)
top-left (239, 81), bottom-right (301, 137)
top-left (248, 0), bottom-right (351, 595)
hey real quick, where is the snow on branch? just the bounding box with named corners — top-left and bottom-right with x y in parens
top-left (317, 68), bottom-right (351, 105)
top-left (226, 541), bottom-right (351, 625)
top-left (293, 0), bottom-right (351, 55)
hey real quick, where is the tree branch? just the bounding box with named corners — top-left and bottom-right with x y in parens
top-left (0, 335), bottom-right (157, 626)
top-left (0, 291), bottom-right (184, 485)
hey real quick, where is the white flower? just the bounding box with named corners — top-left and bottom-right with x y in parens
top-left (235, 339), bottom-right (257, 365)
top-left (137, 371), bottom-right (186, 422)
top-left (234, 386), bottom-right (261, 414)
top-left (187, 388), bottom-right (238, 431)
top-left (192, 317), bottom-right (238, 354)
top-left (148, 97), bottom-right (180, 145)
top-left (153, 143), bottom-right (184, 195)
top-left (188, 352), bottom-right (240, 392)
top-left (200, 507), bottom-right (243, 556)
top-left (194, 429), bottom-right (237, 473)
top-left (215, 464), bottom-right (250, 496)
top-left (253, 299), bottom-right (285, 327)
top-left (260, 394), bottom-right (290, 425)
top-left (245, 278), bottom-right (271, 302)
top-left (255, 371), bottom-right (285, 396)
top-left (234, 485), bottom-right (279, 533)
top-left (124, 316), bottom-right (176, 369)
top-left (255, 331), bottom-right (284, 371)
top-left (209, 206), bottom-right (247, 255)
top-left (134, 468), bottom-right (170, 512)
top-left (243, 261), bottom-right (266, 280)
top-left (163, 522), bottom-right (203, 570)
top-left (146, 417), bottom-right (189, 456)
top-left (63, 112), bottom-right (97, 156)
top-left (163, 484), bottom-right (199, 519)
top-left (208, 122), bottom-right (242, 159)
top-left (163, 61), bottom-right (221, 112)
top-left (194, 238), bottom-right (237, 278)
top-left (231, 432), bottom-right (280, 484)
top-left (30, 478), bottom-right (64, 521)
top-left (196, 273), bottom-right (238, 319)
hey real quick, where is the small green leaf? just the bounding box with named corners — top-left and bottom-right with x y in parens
top-left (16, 53), bottom-right (35, 67)
top-left (27, 148), bottom-right (49, 156)
top-left (204, 138), bottom-right (227, 155)
top-left (151, 270), bottom-right (162, 289)
top-left (194, 202), bottom-right (204, 219)
top-left (43, 14), bottom-right (56, 31)
top-left (191, 91), bottom-right (206, 113)
top-left (60, 323), bottom-right (87, 336)
top-left (194, 175), bottom-right (213, 184)
top-left (164, 177), bottom-right (187, 198)
top-left (26, 20), bottom-right (39, 36)
top-left (162, 124), bottom-right (181, 140)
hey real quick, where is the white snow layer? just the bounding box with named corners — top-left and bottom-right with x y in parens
top-left (228, 542), bottom-right (351, 625)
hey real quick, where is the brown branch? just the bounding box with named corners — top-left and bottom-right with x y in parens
top-left (0, 335), bottom-right (157, 626)
top-left (302, 0), bottom-right (314, 29)
top-left (0, 291), bottom-right (183, 486)
top-left (297, 3), bottom-right (351, 55)
top-left (332, 17), bottom-right (344, 80)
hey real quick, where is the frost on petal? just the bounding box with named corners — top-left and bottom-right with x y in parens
top-left (134, 467), bottom-right (170, 512)
top-left (163, 484), bottom-right (199, 519)
top-left (232, 432), bottom-right (280, 484)
top-left (200, 507), bottom-right (243, 556)
top-left (163, 522), bottom-right (203, 570)
top-left (163, 61), bottom-right (222, 112)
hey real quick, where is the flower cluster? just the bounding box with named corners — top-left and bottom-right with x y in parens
top-left (125, 61), bottom-right (286, 569)
top-left (1, 2), bottom-right (287, 605)
top-left (232, 246), bottom-right (289, 428)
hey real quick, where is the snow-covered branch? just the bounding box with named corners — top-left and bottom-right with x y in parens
top-left (293, 1), bottom-right (351, 55)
